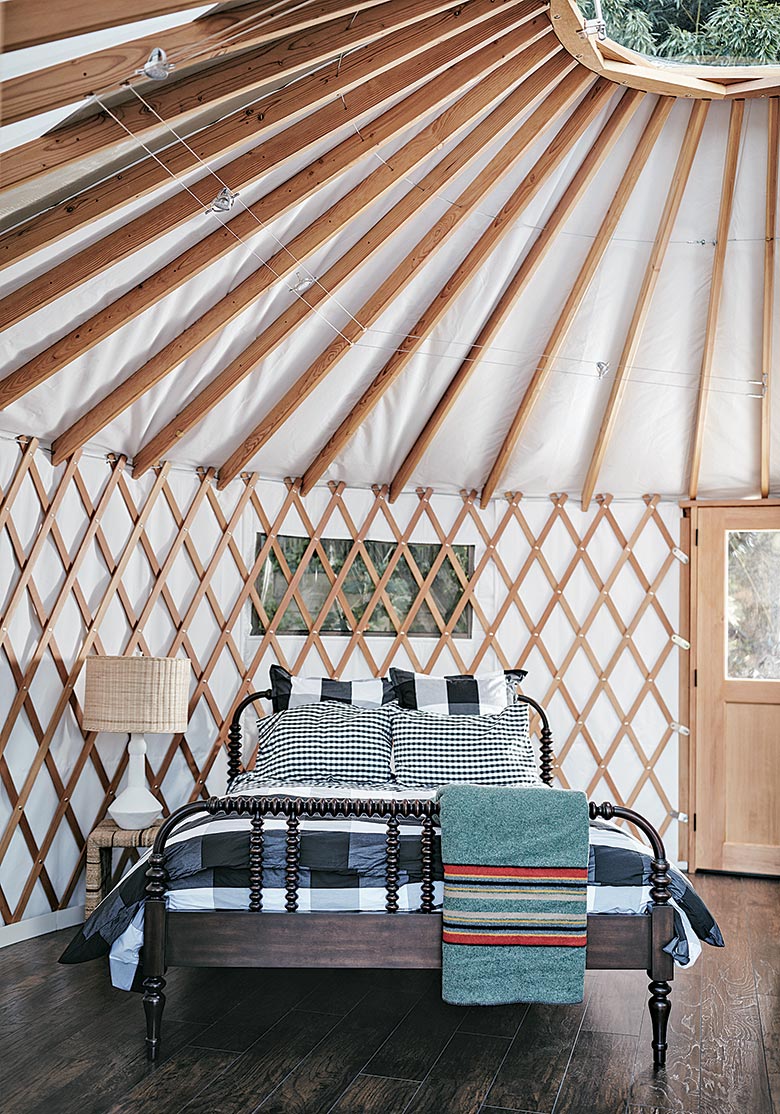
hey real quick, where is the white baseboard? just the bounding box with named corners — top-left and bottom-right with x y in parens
top-left (0, 905), bottom-right (84, 949)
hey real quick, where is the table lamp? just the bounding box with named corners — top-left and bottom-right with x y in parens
top-left (83, 656), bottom-right (190, 829)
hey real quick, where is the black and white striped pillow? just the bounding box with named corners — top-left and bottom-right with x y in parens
top-left (389, 668), bottom-right (527, 716)
top-left (255, 702), bottom-right (394, 783)
top-left (270, 664), bottom-right (396, 713)
top-left (391, 702), bottom-right (539, 787)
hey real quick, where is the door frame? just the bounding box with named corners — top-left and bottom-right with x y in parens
top-left (683, 497), bottom-right (780, 873)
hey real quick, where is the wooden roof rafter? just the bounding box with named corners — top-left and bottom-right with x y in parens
top-left (2, 17), bottom-right (551, 422)
top-left (297, 70), bottom-right (608, 497)
top-left (0, 0), bottom-right (523, 264)
top-left (387, 84), bottom-right (644, 501)
top-left (2, 0), bottom-right (222, 51)
top-left (135, 41), bottom-right (570, 479)
top-left (687, 99), bottom-right (744, 500)
top-left (42, 31), bottom-right (561, 468)
top-left (0, 1), bottom-right (539, 330)
top-left (761, 98), bottom-right (779, 498)
top-left (213, 53), bottom-right (584, 489)
top-left (1, 0), bottom-right (404, 125)
top-left (579, 98), bottom-right (709, 511)
top-left (0, 0), bottom-right (484, 191)
top-left (478, 94), bottom-right (674, 507)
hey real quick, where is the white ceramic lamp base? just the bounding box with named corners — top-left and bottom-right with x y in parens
top-left (109, 733), bottom-right (163, 829)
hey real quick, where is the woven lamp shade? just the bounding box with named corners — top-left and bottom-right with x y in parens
top-left (83, 656), bottom-right (190, 733)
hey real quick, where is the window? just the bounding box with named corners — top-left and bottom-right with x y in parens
top-left (726, 529), bottom-right (780, 679)
top-left (251, 534), bottom-right (474, 637)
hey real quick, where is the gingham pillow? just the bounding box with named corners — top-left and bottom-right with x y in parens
top-left (389, 668), bottom-right (527, 716)
top-left (391, 702), bottom-right (539, 787)
top-left (255, 702), bottom-right (393, 783)
top-left (269, 664), bottom-right (396, 713)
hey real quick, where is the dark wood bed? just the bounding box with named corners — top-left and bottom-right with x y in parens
top-left (140, 691), bottom-right (674, 1069)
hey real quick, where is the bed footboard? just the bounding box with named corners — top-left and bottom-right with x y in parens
top-left (142, 793), bottom-right (674, 1069)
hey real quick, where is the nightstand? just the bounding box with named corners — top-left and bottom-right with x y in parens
top-left (84, 816), bottom-right (162, 917)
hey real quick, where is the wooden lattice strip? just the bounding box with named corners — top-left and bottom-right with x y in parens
top-left (151, 473), bottom-right (277, 794)
top-left (247, 482), bottom-right (361, 677)
top-left (0, 464), bottom-right (173, 873)
top-left (5, 460), bottom-right (176, 912)
top-left (0, 437), bottom-right (39, 536)
top-left (0, 452), bottom-right (82, 663)
top-left (280, 482), bottom-right (391, 676)
top-left (111, 470), bottom-right (247, 801)
top-left (399, 489), bottom-right (510, 672)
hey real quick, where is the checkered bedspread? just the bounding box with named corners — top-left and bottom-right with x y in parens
top-left (59, 777), bottom-right (723, 990)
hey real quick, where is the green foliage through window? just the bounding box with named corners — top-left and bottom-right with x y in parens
top-left (580, 0), bottom-right (780, 64)
top-left (251, 535), bottom-right (474, 637)
top-left (727, 530), bottom-right (780, 679)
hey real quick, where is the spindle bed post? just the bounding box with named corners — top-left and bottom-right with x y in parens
top-left (589, 801), bottom-right (674, 1068)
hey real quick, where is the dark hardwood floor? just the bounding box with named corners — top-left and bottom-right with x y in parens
top-left (0, 873), bottom-right (776, 1114)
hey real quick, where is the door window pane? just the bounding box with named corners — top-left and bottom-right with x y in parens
top-left (727, 530), bottom-right (780, 679)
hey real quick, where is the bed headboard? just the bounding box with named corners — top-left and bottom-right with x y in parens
top-left (226, 689), bottom-right (555, 787)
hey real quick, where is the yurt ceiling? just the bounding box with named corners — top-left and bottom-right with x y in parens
top-left (1, 0), bottom-right (779, 506)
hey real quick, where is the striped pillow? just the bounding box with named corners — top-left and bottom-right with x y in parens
top-left (390, 668), bottom-right (527, 716)
top-left (270, 664), bottom-right (396, 713)
top-left (392, 703), bottom-right (539, 787)
top-left (255, 702), bottom-right (394, 783)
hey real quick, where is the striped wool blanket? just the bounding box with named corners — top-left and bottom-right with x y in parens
top-left (439, 784), bottom-right (590, 1006)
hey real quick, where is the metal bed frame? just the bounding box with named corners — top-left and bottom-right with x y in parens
top-left (141, 691), bottom-right (674, 1069)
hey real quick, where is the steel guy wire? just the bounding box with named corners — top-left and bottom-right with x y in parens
top-left (92, 91), bottom-right (360, 346)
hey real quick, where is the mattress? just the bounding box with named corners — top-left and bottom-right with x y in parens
top-left (60, 777), bottom-right (724, 990)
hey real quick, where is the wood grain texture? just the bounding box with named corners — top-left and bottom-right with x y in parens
top-left (485, 1001), bottom-right (587, 1112)
top-left (0, 2), bottom-right (537, 332)
top-left (328, 1073), bottom-right (421, 1112)
top-left (552, 1030), bottom-right (639, 1114)
top-left (402, 1031), bottom-right (512, 1114)
top-left (0, 0), bottom-right (474, 189)
top-left (0, 0), bottom-right (530, 264)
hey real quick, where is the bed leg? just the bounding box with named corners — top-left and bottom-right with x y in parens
top-left (143, 975), bottom-right (166, 1062)
top-left (648, 979), bottom-right (671, 1068)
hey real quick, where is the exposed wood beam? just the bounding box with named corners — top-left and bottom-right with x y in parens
top-left (299, 71), bottom-right (602, 496)
top-left (138, 42), bottom-right (567, 479)
top-left (687, 99), bottom-right (744, 501)
top-left (761, 99), bottom-right (779, 498)
top-left (2, 0), bottom-right (211, 50)
top-left (580, 99), bottom-right (709, 512)
top-left (7, 21), bottom-right (548, 423)
top-left (0, 0), bottom-right (474, 190)
top-left (0, 0), bottom-right (520, 265)
top-left (0, 3), bottom-right (536, 330)
top-left (218, 55), bottom-right (579, 487)
top-left (389, 84), bottom-right (642, 501)
top-left (59, 38), bottom-right (565, 471)
top-left (0, 0), bottom-right (420, 125)
top-left (479, 95), bottom-right (674, 507)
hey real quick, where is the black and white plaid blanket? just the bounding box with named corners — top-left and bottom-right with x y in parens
top-left (60, 777), bottom-right (723, 990)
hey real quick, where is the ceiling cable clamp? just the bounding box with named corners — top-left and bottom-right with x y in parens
top-left (137, 48), bottom-right (175, 81)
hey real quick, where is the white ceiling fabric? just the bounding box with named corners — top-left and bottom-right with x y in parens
top-left (1, 60), bottom-right (777, 502)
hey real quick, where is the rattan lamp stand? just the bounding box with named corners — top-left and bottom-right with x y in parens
top-left (83, 656), bottom-right (190, 829)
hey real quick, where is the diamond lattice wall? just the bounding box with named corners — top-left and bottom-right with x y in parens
top-left (0, 436), bottom-right (683, 927)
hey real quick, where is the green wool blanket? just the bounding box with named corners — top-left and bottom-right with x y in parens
top-left (439, 784), bottom-right (590, 1006)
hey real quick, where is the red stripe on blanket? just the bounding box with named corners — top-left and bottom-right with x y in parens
top-left (443, 865), bottom-right (588, 879)
top-left (443, 931), bottom-right (587, 946)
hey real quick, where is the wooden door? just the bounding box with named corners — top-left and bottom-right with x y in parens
top-left (694, 505), bottom-right (780, 875)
